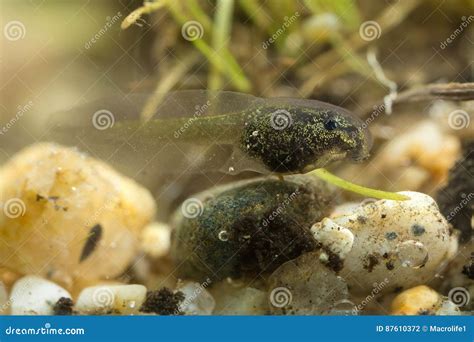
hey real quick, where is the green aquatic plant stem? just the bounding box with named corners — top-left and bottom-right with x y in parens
top-left (309, 168), bottom-right (410, 201)
top-left (165, 0), bottom-right (251, 92)
top-left (209, 0), bottom-right (235, 90)
top-left (239, 0), bottom-right (273, 35)
top-left (186, 0), bottom-right (212, 30)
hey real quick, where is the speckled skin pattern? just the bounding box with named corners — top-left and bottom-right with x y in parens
top-left (170, 176), bottom-right (335, 282)
top-left (240, 105), bottom-right (371, 172)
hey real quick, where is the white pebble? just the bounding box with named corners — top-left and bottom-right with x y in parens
top-left (268, 252), bottom-right (349, 315)
top-left (317, 192), bottom-right (458, 295)
top-left (177, 281), bottom-right (215, 315)
top-left (212, 283), bottom-right (267, 315)
top-left (140, 222), bottom-right (171, 258)
top-left (0, 143), bottom-right (156, 282)
top-left (10, 276), bottom-right (71, 315)
top-left (75, 284), bottom-right (147, 314)
top-left (311, 218), bottom-right (354, 259)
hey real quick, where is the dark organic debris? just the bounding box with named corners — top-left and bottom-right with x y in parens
top-left (139, 288), bottom-right (185, 315)
top-left (363, 254), bottom-right (380, 273)
top-left (53, 297), bottom-right (74, 315)
top-left (437, 142), bottom-right (474, 243)
top-left (462, 253), bottom-right (474, 280)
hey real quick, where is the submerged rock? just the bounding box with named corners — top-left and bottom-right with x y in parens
top-left (75, 284), bottom-right (147, 315)
top-left (267, 252), bottom-right (349, 315)
top-left (170, 175), bottom-right (336, 281)
top-left (0, 143), bottom-right (156, 283)
top-left (437, 141), bottom-right (474, 242)
top-left (176, 281), bottom-right (215, 315)
top-left (216, 287), bottom-right (267, 315)
top-left (140, 222), bottom-right (172, 259)
top-left (10, 276), bottom-right (72, 315)
top-left (437, 242), bottom-right (473, 311)
top-left (390, 285), bottom-right (461, 315)
top-left (311, 192), bottom-right (458, 295)
top-left (211, 280), bottom-right (268, 315)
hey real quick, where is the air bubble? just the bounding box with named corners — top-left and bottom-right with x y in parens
top-left (218, 230), bottom-right (229, 241)
top-left (396, 240), bottom-right (429, 268)
top-left (330, 299), bottom-right (358, 315)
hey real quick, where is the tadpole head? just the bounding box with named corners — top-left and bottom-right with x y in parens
top-left (241, 101), bottom-right (372, 173)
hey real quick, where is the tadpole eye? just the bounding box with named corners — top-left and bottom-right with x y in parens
top-left (324, 119), bottom-right (338, 131)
